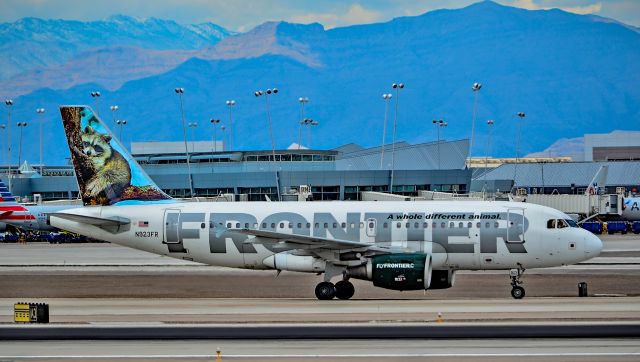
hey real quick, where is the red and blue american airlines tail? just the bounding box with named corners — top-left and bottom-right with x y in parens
top-left (59, 106), bottom-right (174, 206)
top-left (0, 179), bottom-right (35, 221)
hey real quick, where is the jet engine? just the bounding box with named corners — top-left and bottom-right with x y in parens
top-left (346, 253), bottom-right (432, 291)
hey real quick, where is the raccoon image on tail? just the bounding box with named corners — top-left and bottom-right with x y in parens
top-left (79, 125), bottom-right (132, 200)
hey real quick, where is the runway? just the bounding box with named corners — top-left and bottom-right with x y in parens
top-left (0, 236), bottom-right (638, 361)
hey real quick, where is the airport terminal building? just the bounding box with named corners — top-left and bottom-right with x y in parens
top-left (3, 139), bottom-right (472, 202)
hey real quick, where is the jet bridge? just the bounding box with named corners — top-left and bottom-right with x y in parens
top-left (519, 194), bottom-right (623, 221)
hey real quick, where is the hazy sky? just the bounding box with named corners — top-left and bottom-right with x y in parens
top-left (0, 0), bottom-right (638, 31)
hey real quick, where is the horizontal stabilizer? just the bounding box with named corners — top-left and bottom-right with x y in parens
top-left (50, 212), bottom-right (130, 233)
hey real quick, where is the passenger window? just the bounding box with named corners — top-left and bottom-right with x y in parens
top-left (324, 223), bottom-right (329, 229)
top-left (271, 223), bottom-right (276, 229)
top-left (236, 222), bottom-right (240, 228)
top-left (245, 223), bottom-right (250, 228)
top-left (396, 222), bottom-right (401, 228)
top-left (315, 223), bottom-right (319, 229)
top-left (423, 222), bottom-right (428, 228)
top-left (341, 222), bottom-right (346, 228)
top-left (201, 223), bottom-right (206, 229)
top-left (494, 222), bottom-right (499, 228)
top-left (414, 222), bottom-right (419, 229)
top-left (468, 222), bottom-right (472, 228)
top-left (383, 222), bottom-right (388, 228)
top-left (279, 223), bottom-right (284, 229)
top-left (360, 222), bottom-right (364, 228)
top-left (350, 223), bottom-right (355, 228)
top-left (288, 223), bottom-right (293, 229)
top-left (297, 223), bottom-right (302, 228)
top-left (449, 222), bottom-right (454, 228)
top-left (476, 222), bottom-right (481, 228)
top-left (459, 222), bottom-right (464, 228)
top-left (441, 222), bottom-right (446, 228)
top-left (333, 223), bottom-right (338, 229)
top-left (226, 222), bottom-right (232, 228)
top-left (306, 223), bottom-right (311, 228)
top-left (547, 219), bottom-right (556, 229)
top-left (433, 222), bottom-right (437, 228)
top-left (405, 222), bottom-right (410, 228)
top-left (261, 222), bottom-right (267, 228)
top-left (485, 222), bottom-right (490, 228)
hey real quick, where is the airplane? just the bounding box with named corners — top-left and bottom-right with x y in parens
top-left (583, 166), bottom-right (640, 222)
top-left (49, 106), bottom-right (603, 300)
top-left (0, 179), bottom-right (72, 232)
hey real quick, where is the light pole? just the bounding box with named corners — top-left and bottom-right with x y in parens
top-left (174, 87), bottom-right (194, 197)
top-left (514, 112), bottom-right (526, 190)
top-left (109, 105), bottom-right (119, 124)
top-left (469, 82), bottom-right (482, 167)
top-left (255, 88), bottom-right (280, 201)
top-left (433, 119), bottom-right (447, 170)
top-left (0, 124), bottom-right (5, 170)
top-left (220, 125), bottom-right (226, 151)
top-left (301, 118), bottom-right (318, 148)
top-left (5, 99), bottom-right (13, 192)
top-left (188, 122), bottom-right (198, 153)
top-left (483, 119), bottom-right (495, 193)
top-left (380, 93), bottom-right (392, 169)
top-left (90, 91), bottom-right (101, 116)
top-left (36, 108), bottom-right (45, 175)
top-left (116, 119), bottom-right (127, 143)
top-left (225, 100), bottom-right (236, 151)
top-left (297, 97), bottom-right (309, 149)
top-left (210, 118), bottom-right (221, 152)
top-left (17, 122), bottom-right (27, 167)
top-left (389, 82), bottom-right (404, 194)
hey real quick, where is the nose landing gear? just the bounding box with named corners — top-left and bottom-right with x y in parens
top-left (510, 264), bottom-right (526, 299)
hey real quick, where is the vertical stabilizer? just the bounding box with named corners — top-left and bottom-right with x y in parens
top-left (0, 179), bottom-right (34, 221)
top-left (585, 165), bottom-right (608, 195)
top-left (59, 106), bottom-right (173, 206)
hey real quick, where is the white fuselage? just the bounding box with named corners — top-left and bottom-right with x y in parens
top-left (622, 197), bottom-right (640, 221)
top-left (50, 200), bottom-right (602, 272)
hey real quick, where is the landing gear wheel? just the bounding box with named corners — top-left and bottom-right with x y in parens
top-left (511, 286), bottom-right (525, 299)
top-left (315, 281), bottom-right (336, 300)
top-left (335, 280), bottom-right (355, 300)
top-left (509, 264), bottom-right (526, 299)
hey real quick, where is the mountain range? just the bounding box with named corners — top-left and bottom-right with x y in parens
top-left (2, 1), bottom-right (639, 165)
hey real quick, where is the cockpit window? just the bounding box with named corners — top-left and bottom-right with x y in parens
top-left (566, 219), bottom-right (579, 228)
top-left (548, 218), bottom-right (579, 229)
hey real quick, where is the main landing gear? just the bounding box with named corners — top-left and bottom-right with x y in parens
top-left (315, 279), bottom-right (355, 300)
top-left (509, 264), bottom-right (526, 299)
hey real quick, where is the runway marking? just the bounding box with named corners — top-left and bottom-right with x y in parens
top-left (3, 352), bottom-right (640, 359)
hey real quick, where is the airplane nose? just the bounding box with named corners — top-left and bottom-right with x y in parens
top-left (584, 232), bottom-right (603, 257)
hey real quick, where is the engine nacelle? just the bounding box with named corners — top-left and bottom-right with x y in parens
top-left (429, 269), bottom-right (456, 289)
top-left (347, 253), bottom-right (432, 291)
top-left (262, 253), bottom-right (326, 273)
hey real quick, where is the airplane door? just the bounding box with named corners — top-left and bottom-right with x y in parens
top-left (365, 218), bottom-right (377, 242)
top-left (163, 210), bottom-right (187, 253)
top-left (506, 208), bottom-right (526, 243)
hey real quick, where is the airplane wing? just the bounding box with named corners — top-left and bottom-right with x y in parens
top-left (233, 228), bottom-right (401, 254)
top-left (50, 212), bottom-right (130, 233)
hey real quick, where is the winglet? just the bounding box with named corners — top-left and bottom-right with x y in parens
top-left (59, 106), bottom-right (174, 206)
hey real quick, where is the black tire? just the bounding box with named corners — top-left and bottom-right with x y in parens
top-left (335, 280), bottom-right (355, 300)
top-left (511, 286), bottom-right (525, 299)
top-left (315, 281), bottom-right (336, 300)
